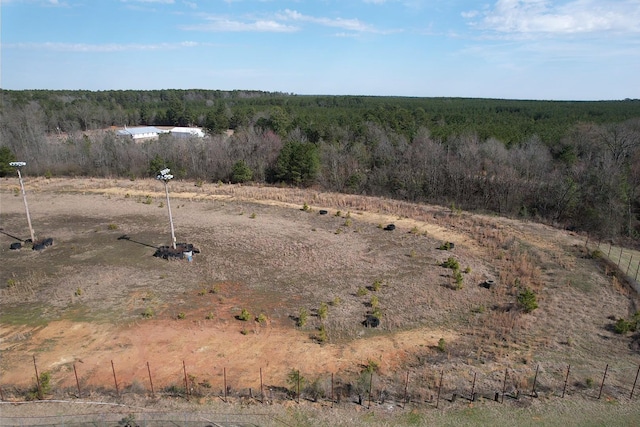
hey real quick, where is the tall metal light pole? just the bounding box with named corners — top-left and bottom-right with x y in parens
top-left (10, 161), bottom-right (36, 243)
top-left (156, 168), bottom-right (176, 249)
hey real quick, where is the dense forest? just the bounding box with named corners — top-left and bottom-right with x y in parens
top-left (1, 89), bottom-right (639, 240)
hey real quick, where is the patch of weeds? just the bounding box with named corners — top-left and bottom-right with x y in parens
top-left (471, 305), bottom-right (485, 314)
top-left (124, 193), bottom-right (131, 199)
top-left (454, 270), bottom-right (464, 289)
top-left (142, 195), bottom-right (153, 205)
top-left (209, 284), bottom-right (221, 294)
top-left (331, 296), bottom-right (341, 306)
top-left (107, 223), bottom-right (118, 230)
top-left (517, 288), bottom-right (538, 313)
top-left (335, 210), bottom-right (342, 217)
top-left (297, 308), bottom-right (308, 327)
top-left (205, 312), bottom-right (215, 320)
top-left (318, 303), bottom-right (328, 321)
top-left (238, 308), bottom-right (251, 321)
top-left (158, 201), bottom-right (164, 208)
top-left (585, 377), bottom-right (594, 388)
top-left (26, 372), bottom-right (51, 400)
top-left (287, 369), bottom-right (306, 395)
top-left (302, 202), bottom-right (310, 211)
top-left (257, 313), bottom-right (267, 324)
top-left (441, 257), bottom-right (460, 270)
top-left (372, 279), bottom-right (383, 291)
top-left (240, 328), bottom-right (249, 335)
top-left (334, 228), bottom-right (343, 235)
top-left (177, 312), bottom-right (186, 320)
top-left (356, 286), bottom-right (368, 297)
top-left (410, 226), bottom-right (420, 234)
top-left (118, 414), bottom-right (136, 427)
top-left (7, 278), bottom-right (17, 288)
top-left (370, 295), bottom-right (379, 309)
top-left (197, 289), bottom-right (206, 296)
top-left (195, 179), bottom-right (204, 188)
top-left (437, 338), bottom-right (446, 352)
top-left (464, 266), bottom-right (471, 273)
top-left (315, 325), bottom-right (328, 343)
top-left (141, 308), bottom-right (154, 318)
top-left (74, 287), bottom-right (83, 297)
top-left (250, 212), bottom-right (256, 219)
top-left (439, 242), bottom-right (452, 250)
top-left (344, 218), bottom-right (352, 227)
top-left (363, 359), bottom-right (379, 374)
top-left (409, 249), bottom-right (417, 258)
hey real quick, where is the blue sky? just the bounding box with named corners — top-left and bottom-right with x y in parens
top-left (1, 0), bottom-right (639, 100)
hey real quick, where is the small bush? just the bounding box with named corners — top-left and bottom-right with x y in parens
top-left (370, 295), bottom-right (379, 309)
top-left (287, 369), bottom-right (305, 395)
top-left (197, 289), bottom-right (206, 296)
top-left (372, 279), bottom-right (383, 292)
top-left (205, 312), bottom-right (215, 320)
top-left (517, 288), bottom-right (538, 313)
top-left (7, 278), bottom-right (17, 288)
top-left (316, 325), bottom-right (328, 343)
top-left (257, 313), bottom-right (267, 324)
top-left (238, 308), bottom-right (251, 321)
top-left (141, 308), bottom-right (154, 318)
top-left (363, 359), bottom-right (379, 373)
top-left (318, 303), bottom-right (328, 321)
top-left (441, 257), bottom-right (460, 270)
top-left (142, 195), bottom-right (153, 205)
top-left (177, 312), bottom-right (185, 320)
top-left (439, 242), bottom-right (452, 250)
top-left (331, 296), bottom-right (341, 306)
top-left (302, 202), bottom-right (310, 211)
top-left (250, 212), bottom-right (256, 219)
top-left (107, 223), bottom-right (118, 230)
top-left (297, 308), bottom-right (308, 327)
top-left (74, 287), bottom-right (83, 296)
top-left (356, 286), bottom-right (368, 297)
top-left (437, 338), bottom-right (446, 352)
top-left (240, 328), bottom-right (249, 335)
top-left (124, 193), bottom-right (131, 198)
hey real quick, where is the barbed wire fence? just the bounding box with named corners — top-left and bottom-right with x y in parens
top-left (1, 356), bottom-right (638, 426)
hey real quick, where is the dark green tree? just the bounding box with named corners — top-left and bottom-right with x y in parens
top-left (148, 154), bottom-right (171, 177)
top-left (230, 160), bottom-right (253, 183)
top-left (0, 146), bottom-right (17, 177)
top-left (273, 140), bottom-right (319, 186)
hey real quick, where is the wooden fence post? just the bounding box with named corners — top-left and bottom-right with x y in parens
top-left (73, 364), bottom-right (81, 398)
top-left (501, 368), bottom-right (508, 403)
top-left (111, 360), bottom-right (119, 397)
top-left (223, 367), bottom-right (227, 403)
top-left (147, 361), bottom-right (154, 396)
top-left (631, 364), bottom-right (640, 399)
top-left (470, 372), bottom-right (477, 401)
top-left (436, 370), bottom-right (443, 409)
top-left (531, 364), bottom-right (539, 397)
top-left (260, 368), bottom-right (264, 403)
top-left (598, 364), bottom-right (608, 399)
top-left (183, 360), bottom-right (189, 399)
top-left (368, 371), bottom-right (373, 409)
top-left (562, 365), bottom-right (570, 398)
top-left (403, 371), bottom-right (409, 408)
top-left (33, 355), bottom-right (42, 400)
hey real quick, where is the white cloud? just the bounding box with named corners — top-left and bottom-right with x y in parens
top-left (1, 41), bottom-right (205, 52)
top-left (181, 16), bottom-right (298, 32)
top-left (466, 0), bottom-right (640, 36)
top-left (279, 9), bottom-right (394, 34)
top-left (120, 0), bottom-right (175, 3)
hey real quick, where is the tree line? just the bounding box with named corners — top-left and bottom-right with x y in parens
top-left (1, 90), bottom-right (639, 240)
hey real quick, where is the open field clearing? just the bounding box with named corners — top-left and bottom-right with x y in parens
top-left (1, 177), bottom-right (639, 425)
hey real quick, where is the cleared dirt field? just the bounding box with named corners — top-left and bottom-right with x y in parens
top-left (1, 177), bottom-right (639, 425)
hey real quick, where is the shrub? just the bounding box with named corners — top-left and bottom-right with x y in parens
top-left (7, 278), bottom-right (17, 288)
top-left (302, 202), bottom-right (310, 211)
top-left (439, 242), bottom-right (452, 250)
top-left (250, 212), bottom-right (256, 219)
top-left (372, 279), bottom-right (383, 292)
top-left (297, 308), bottom-right (308, 327)
top-left (107, 223), bottom-right (118, 230)
top-left (441, 257), bottom-right (460, 270)
top-left (356, 287), bottom-right (368, 297)
top-left (257, 313), bottom-right (267, 324)
top-left (437, 338), bottom-right (446, 352)
top-left (454, 271), bottom-right (464, 289)
top-left (238, 308), bottom-right (251, 321)
top-left (205, 312), bottom-right (215, 320)
top-left (331, 296), bottom-right (341, 306)
top-left (517, 288), bottom-right (538, 313)
top-left (363, 359), bottom-right (379, 373)
top-left (316, 325), bottom-right (328, 343)
top-left (141, 308), bottom-right (154, 318)
top-left (614, 318), bottom-right (633, 334)
top-left (74, 287), bottom-right (83, 296)
top-left (142, 195), bottom-right (153, 205)
top-left (230, 160), bottom-right (253, 183)
top-left (177, 312), bottom-right (185, 320)
top-left (370, 295), bottom-right (379, 309)
top-left (318, 303), bottom-right (328, 321)
top-left (287, 369), bottom-right (306, 395)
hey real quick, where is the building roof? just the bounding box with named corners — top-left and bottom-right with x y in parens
top-left (116, 126), bottom-right (167, 136)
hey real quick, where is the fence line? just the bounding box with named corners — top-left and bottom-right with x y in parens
top-left (589, 238), bottom-right (640, 287)
top-left (3, 357), bottom-right (638, 409)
